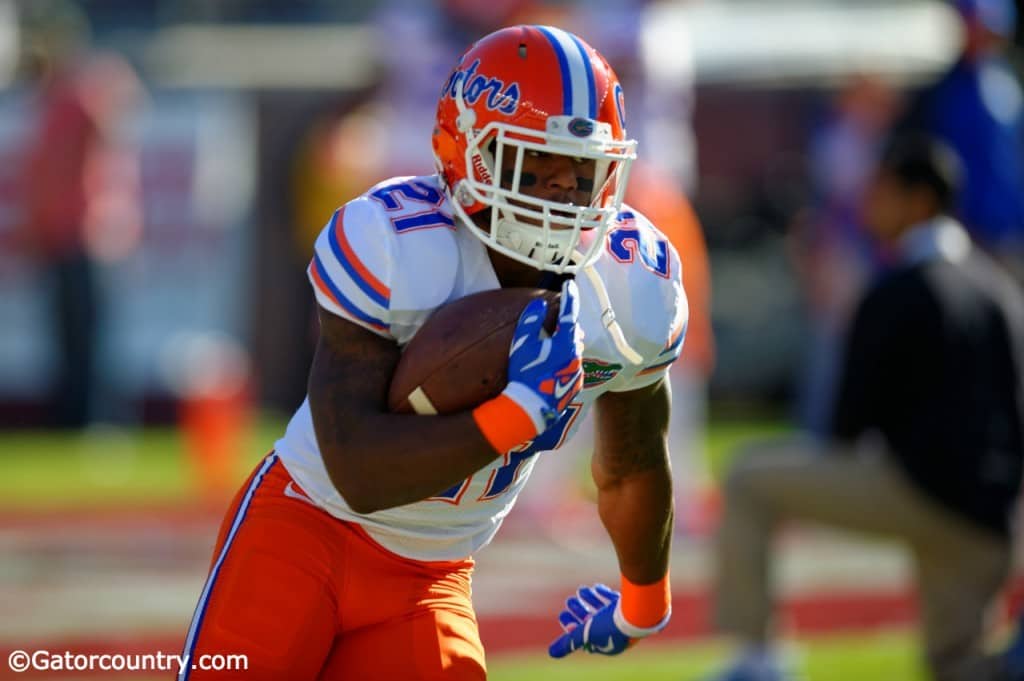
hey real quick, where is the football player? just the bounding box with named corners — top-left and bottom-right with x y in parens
top-left (179, 25), bottom-right (687, 680)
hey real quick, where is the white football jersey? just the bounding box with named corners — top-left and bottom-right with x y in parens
top-left (275, 174), bottom-right (687, 561)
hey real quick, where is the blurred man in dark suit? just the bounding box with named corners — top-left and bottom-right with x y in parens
top-left (707, 135), bottom-right (1024, 681)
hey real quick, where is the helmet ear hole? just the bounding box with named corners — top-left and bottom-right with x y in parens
top-left (432, 126), bottom-right (460, 175)
top-left (456, 108), bottom-right (477, 132)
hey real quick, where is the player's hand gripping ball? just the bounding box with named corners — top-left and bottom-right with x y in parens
top-left (387, 287), bottom-right (561, 415)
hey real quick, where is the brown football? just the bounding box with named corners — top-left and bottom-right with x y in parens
top-left (388, 287), bottom-right (560, 414)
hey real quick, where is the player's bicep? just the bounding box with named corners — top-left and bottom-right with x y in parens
top-left (592, 378), bottom-right (671, 486)
top-left (308, 305), bottom-right (402, 452)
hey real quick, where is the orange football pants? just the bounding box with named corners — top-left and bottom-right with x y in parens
top-left (178, 453), bottom-right (486, 680)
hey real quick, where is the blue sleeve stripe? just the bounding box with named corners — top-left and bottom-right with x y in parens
top-left (326, 210), bottom-right (390, 308)
top-left (311, 254), bottom-right (388, 331)
top-left (637, 357), bottom-right (677, 376)
top-left (660, 327), bottom-right (685, 357)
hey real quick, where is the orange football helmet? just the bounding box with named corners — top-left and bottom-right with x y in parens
top-left (432, 25), bottom-right (636, 273)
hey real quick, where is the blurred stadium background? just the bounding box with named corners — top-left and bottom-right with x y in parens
top-left (0, 0), bottom-right (1022, 679)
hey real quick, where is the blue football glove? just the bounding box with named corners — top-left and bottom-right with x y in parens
top-left (548, 583), bottom-right (670, 658)
top-left (501, 278), bottom-right (584, 436)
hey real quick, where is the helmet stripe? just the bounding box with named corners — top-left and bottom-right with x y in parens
top-left (536, 26), bottom-right (573, 115)
top-left (567, 32), bottom-right (598, 119)
top-left (536, 26), bottom-right (594, 118)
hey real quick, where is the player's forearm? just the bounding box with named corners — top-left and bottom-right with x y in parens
top-left (595, 465), bottom-right (673, 584)
top-left (591, 380), bottom-right (674, 583)
top-left (306, 313), bottom-right (508, 512)
top-left (311, 405), bottom-right (501, 513)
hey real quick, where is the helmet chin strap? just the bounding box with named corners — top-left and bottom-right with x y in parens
top-left (573, 250), bottom-right (643, 366)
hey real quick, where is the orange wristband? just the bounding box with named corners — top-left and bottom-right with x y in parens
top-left (472, 394), bottom-right (536, 454)
top-left (620, 573), bottom-right (671, 629)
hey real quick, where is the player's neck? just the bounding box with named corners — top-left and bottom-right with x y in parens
top-left (488, 249), bottom-right (547, 289)
top-left (487, 250), bottom-right (572, 292)
top-left (472, 211), bottom-right (567, 290)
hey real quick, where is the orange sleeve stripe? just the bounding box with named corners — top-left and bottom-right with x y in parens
top-left (472, 394), bottom-right (536, 454)
top-left (620, 573), bottom-right (671, 629)
top-left (637, 358), bottom-right (676, 376)
top-left (667, 317), bottom-right (685, 351)
top-left (309, 258), bottom-right (340, 307)
top-left (308, 258), bottom-right (388, 332)
top-left (330, 207), bottom-right (391, 303)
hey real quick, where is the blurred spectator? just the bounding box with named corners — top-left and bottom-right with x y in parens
top-left (788, 74), bottom-right (901, 435)
top-left (706, 135), bottom-right (1024, 681)
top-left (18, 0), bottom-right (143, 428)
top-left (898, 0), bottom-right (1024, 281)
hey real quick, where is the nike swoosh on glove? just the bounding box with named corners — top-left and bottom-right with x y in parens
top-left (548, 584), bottom-right (671, 659)
top-left (506, 277), bottom-right (584, 428)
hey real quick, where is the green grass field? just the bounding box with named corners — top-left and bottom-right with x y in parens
top-left (0, 417), bottom-right (286, 510)
top-left (488, 630), bottom-right (927, 681)
top-left (118, 631), bottom-right (926, 681)
top-left (0, 414), bottom-right (790, 510)
top-left (0, 416), bottom-right (932, 680)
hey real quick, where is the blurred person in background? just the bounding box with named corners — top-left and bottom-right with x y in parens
top-left (898, 0), bottom-right (1024, 283)
top-left (17, 0), bottom-right (143, 428)
top-left (788, 74), bottom-right (901, 436)
top-left (705, 135), bottom-right (1024, 681)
